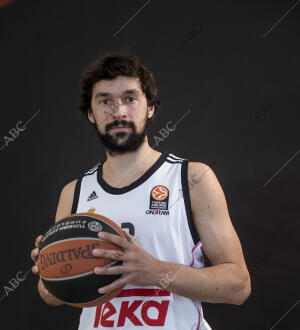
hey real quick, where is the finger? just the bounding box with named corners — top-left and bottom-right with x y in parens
top-left (93, 248), bottom-right (125, 261)
top-left (31, 248), bottom-right (39, 262)
top-left (39, 279), bottom-right (50, 295)
top-left (94, 265), bottom-right (129, 276)
top-left (123, 230), bottom-right (136, 243)
top-left (98, 275), bottom-right (127, 294)
top-left (32, 264), bottom-right (39, 274)
top-left (35, 235), bottom-right (43, 248)
top-left (35, 235), bottom-right (42, 248)
top-left (98, 232), bottom-right (130, 250)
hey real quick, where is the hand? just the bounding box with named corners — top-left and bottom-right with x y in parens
top-left (38, 277), bottom-right (51, 295)
top-left (31, 234), bottom-right (64, 306)
top-left (93, 231), bottom-right (163, 293)
top-left (31, 234), bottom-right (43, 275)
top-left (37, 278), bottom-right (64, 306)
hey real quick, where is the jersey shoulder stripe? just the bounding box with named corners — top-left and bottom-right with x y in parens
top-left (166, 159), bottom-right (183, 164)
top-left (84, 162), bottom-right (102, 176)
top-left (166, 154), bottom-right (187, 164)
top-left (168, 153), bottom-right (186, 161)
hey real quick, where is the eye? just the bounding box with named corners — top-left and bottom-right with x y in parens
top-left (99, 99), bottom-right (110, 105)
top-left (126, 96), bottom-right (136, 102)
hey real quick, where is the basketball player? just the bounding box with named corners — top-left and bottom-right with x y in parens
top-left (31, 51), bottom-right (251, 329)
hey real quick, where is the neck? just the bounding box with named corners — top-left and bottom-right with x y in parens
top-left (102, 139), bottom-right (162, 187)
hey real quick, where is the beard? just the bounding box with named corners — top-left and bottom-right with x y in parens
top-left (92, 112), bottom-right (152, 156)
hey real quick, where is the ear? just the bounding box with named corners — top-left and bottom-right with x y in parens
top-left (147, 105), bottom-right (155, 118)
top-left (88, 109), bottom-right (95, 123)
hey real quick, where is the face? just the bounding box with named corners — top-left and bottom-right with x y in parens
top-left (88, 76), bottom-right (154, 156)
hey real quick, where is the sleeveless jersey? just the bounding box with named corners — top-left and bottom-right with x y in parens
top-left (72, 150), bottom-right (212, 330)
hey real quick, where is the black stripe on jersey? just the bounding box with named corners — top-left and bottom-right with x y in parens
top-left (166, 159), bottom-right (183, 164)
top-left (71, 176), bottom-right (83, 214)
top-left (181, 160), bottom-right (201, 245)
top-left (203, 250), bottom-right (212, 267)
top-left (97, 150), bottom-right (169, 195)
top-left (181, 160), bottom-right (212, 267)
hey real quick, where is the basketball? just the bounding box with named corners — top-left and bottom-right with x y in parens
top-left (37, 213), bottom-right (126, 308)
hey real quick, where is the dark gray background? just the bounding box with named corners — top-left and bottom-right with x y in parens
top-left (0, 0), bottom-right (299, 329)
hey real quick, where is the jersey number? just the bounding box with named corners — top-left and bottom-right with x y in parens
top-left (121, 222), bottom-right (135, 236)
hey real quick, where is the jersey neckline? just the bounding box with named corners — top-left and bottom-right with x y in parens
top-left (97, 150), bottom-right (169, 195)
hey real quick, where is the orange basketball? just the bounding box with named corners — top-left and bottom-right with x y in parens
top-left (37, 213), bottom-right (126, 308)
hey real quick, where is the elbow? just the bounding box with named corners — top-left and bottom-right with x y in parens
top-left (234, 274), bottom-right (251, 305)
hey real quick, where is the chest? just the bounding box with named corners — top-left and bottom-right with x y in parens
top-left (77, 179), bottom-right (190, 262)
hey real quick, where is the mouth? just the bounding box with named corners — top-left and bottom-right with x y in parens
top-left (110, 125), bottom-right (130, 132)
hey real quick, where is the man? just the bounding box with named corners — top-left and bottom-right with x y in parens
top-left (31, 51), bottom-right (251, 329)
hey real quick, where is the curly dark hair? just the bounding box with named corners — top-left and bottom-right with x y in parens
top-left (79, 50), bottom-right (160, 125)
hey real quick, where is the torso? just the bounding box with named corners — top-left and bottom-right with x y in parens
top-left (72, 150), bottom-right (212, 330)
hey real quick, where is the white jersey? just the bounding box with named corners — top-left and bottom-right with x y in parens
top-left (73, 150), bottom-right (212, 330)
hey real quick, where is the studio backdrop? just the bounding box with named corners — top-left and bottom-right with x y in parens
top-left (0, 0), bottom-right (299, 329)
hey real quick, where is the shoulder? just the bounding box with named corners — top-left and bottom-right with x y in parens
top-left (55, 179), bottom-right (78, 222)
top-left (186, 161), bottom-right (212, 188)
top-left (59, 179), bottom-right (79, 207)
top-left (187, 161), bottom-right (225, 208)
top-left (61, 161), bottom-right (101, 195)
top-left (61, 179), bottom-right (78, 196)
top-left (187, 161), bottom-right (229, 223)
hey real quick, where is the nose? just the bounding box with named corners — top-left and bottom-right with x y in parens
top-left (109, 100), bottom-right (127, 119)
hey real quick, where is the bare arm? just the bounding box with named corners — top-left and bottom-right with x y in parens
top-left (89, 162), bottom-right (251, 306)
top-left (32, 179), bottom-right (78, 306)
top-left (153, 162), bottom-right (251, 305)
top-left (54, 179), bottom-right (78, 222)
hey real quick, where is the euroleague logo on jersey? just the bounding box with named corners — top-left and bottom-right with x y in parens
top-left (145, 185), bottom-right (170, 216)
top-left (152, 186), bottom-right (169, 201)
